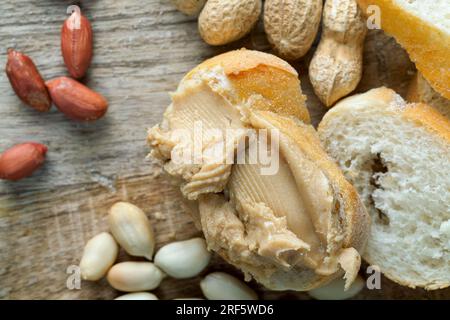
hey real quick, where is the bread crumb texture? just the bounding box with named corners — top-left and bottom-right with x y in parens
top-left (319, 87), bottom-right (450, 289)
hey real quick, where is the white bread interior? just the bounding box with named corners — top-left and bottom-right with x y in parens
top-left (394, 0), bottom-right (450, 34)
top-left (318, 87), bottom-right (450, 290)
top-left (357, 0), bottom-right (450, 99)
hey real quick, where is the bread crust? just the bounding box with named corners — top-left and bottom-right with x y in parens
top-left (357, 0), bottom-right (450, 99)
top-left (407, 73), bottom-right (424, 104)
top-left (319, 87), bottom-right (450, 290)
top-left (321, 87), bottom-right (450, 142)
top-left (407, 72), bottom-right (450, 119)
top-left (184, 49), bottom-right (311, 123)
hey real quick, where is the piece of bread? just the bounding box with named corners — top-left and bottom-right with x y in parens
top-left (184, 49), bottom-right (311, 123)
top-left (357, 0), bottom-right (450, 99)
top-left (318, 87), bottom-right (450, 290)
top-left (148, 49), bottom-right (370, 291)
top-left (148, 49), bottom-right (310, 200)
top-left (407, 72), bottom-right (450, 119)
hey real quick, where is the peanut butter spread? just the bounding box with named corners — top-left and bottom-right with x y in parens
top-left (228, 144), bottom-right (325, 269)
top-left (149, 71), bottom-right (246, 200)
top-left (147, 67), bottom-right (361, 290)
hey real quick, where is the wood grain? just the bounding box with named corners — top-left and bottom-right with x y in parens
top-left (0, 0), bottom-right (448, 300)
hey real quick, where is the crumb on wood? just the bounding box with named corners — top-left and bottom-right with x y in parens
top-left (153, 211), bottom-right (166, 221)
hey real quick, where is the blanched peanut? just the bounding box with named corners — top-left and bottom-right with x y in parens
top-left (200, 272), bottom-right (258, 300)
top-left (154, 238), bottom-right (211, 279)
top-left (80, 232), bottom-right (118, 281)
top-left (108, 202), bottom-right (155, 260)
top-left (107, 262), bottom-right (165, 292)
top-left (115, 292), bottom-right (159, 300)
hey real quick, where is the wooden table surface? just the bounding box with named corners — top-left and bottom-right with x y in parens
top-left (0, 0), bottom-right (448, 300)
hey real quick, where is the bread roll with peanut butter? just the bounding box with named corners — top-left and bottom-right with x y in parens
top-left (147, 49), bottom-right (369, 291)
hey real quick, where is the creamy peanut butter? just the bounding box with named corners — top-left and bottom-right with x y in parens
top-left (148, 72), bottom-right (248, 200)
top-left (228, 143), bottom-right (323, 269)
top-left (147, 67), bottom-right (361, 290)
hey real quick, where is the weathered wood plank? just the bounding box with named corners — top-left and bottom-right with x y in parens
top-left (1, 0), bottom-right (447, 300)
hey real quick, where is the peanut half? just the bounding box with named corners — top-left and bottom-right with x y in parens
top-left (5, 49), bottom-right (51, 112)
top-left (79, 232), bottom-right (119, 281)
top-left (108, 202), bottom-right (155, 260)
top-left (154, 238), bottom-right (211, 279)
top-left (264, 0), bottom-right (323, 60)
top-left (309, 0), bottom-right (367, 107)
top-left (107, 262), bottom-right (165, 292)
top-left (198, 0), bottom-right (262, 45)
top-left (0, 142), bottom-right (47, 181)
top-left (200, 272), bottom-right (258, 300)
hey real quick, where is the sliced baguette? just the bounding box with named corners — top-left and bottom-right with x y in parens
top-left (357, 0), bottom-right (450, 99)
top-left (318, 87), bottom-right (450, 290)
